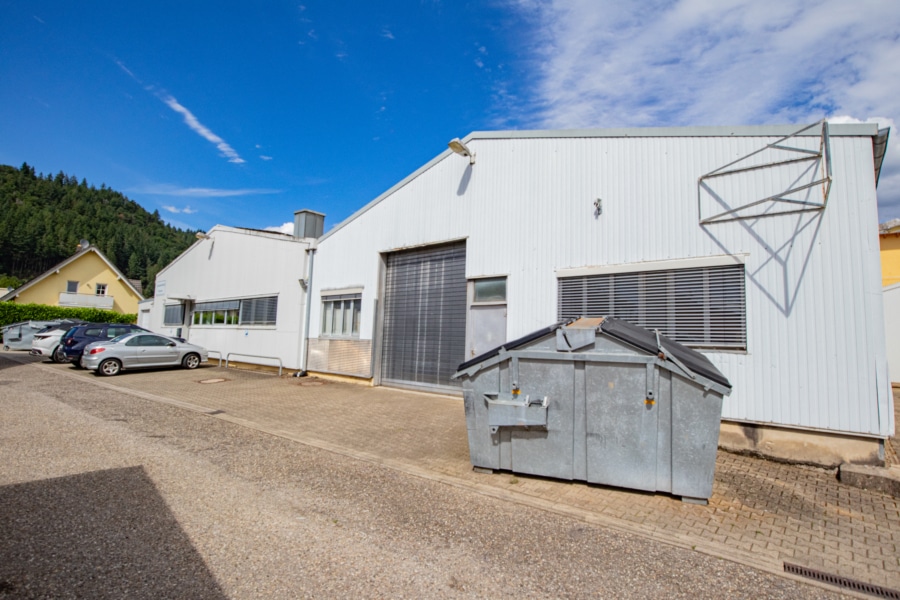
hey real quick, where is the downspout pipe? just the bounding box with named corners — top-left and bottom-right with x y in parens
top-left (299, 243), bottom-right (317, 373)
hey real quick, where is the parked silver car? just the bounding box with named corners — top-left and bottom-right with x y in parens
top-left (80, 333), bottom-right (208, 376)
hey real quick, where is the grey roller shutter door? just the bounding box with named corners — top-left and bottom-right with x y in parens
top-left (381, 242), bottom-right (466, 390)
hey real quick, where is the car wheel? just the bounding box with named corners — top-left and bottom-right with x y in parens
top-left (52, 345), bottom-right (66, 363)
top-left (98, 359), bottom-right (122, 376)
top-left (182, 353), bottom-right (201, 370)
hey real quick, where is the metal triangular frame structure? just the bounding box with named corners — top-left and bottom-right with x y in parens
top-left (698, 120), bottom-right (832, 224)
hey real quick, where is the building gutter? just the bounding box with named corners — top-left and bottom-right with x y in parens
top-left (299, 242), bottom-right (317, 373)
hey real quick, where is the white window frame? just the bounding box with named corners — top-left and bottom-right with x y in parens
top-left (239, 296), bottom-right (278, 326)
top-left (191, 296), bottom-right (277, 327)
top-left (471, 276), bottom-right (507, 306)
top-left (321, 290), bottom-right (362, 338)
top-left (95, 283), bottom-right (108, 296)
top-left (164, 303), bottom-right (186, 326)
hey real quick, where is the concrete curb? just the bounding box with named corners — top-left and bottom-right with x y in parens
top-left (839, 463), bottom-right (900, 498)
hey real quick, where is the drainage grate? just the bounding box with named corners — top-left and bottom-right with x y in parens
top-left (784, 562), bottom-right (900, 599)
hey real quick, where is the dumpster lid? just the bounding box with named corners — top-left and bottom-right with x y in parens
top-left (456, 320), bottom-right (572, 372)
top-left (456, 317), bottom-right (731, 390)
top-left (598, 317), bottom-right (731, 389)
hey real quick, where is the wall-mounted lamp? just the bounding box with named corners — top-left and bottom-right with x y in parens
top-left (195, 232), bottom-right (210, 240)
top-left (448, 138), bottom-right (475, 165)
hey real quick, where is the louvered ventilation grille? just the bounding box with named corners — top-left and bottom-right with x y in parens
top-left (558, 264), bottom-right (746, 349)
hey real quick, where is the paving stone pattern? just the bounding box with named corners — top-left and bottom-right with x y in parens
top-left (36, 362), bottom-right (900, 590)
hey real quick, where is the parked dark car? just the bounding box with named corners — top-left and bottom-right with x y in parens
top-left (60, 323), bottom-right (149, 365)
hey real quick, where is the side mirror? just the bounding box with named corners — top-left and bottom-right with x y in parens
top-left (167, 341), bottom-right (176, 347)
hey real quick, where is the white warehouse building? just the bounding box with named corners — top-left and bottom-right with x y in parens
top-left (306, 122), bottom-right (892, 466)
top-left (141, 211), bottom-right (323, 372)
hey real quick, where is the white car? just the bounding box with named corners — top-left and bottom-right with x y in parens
top-left (30, 322), bottom-right (83, 362)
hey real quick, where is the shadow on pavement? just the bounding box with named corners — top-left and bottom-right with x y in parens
top-left (0, 466), bottom-right (227, 599)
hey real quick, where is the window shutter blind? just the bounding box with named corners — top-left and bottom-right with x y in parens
top-left (557, 264), bottom-right (746, 349)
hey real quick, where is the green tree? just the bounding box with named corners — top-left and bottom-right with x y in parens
top-left (0, 163), bottom-right (198, 294)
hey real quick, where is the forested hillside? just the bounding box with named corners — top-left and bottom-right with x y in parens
top-left (0, 163), bottom-right (197, 295)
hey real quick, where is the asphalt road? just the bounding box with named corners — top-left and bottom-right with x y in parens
top-left (0, 354), bottom-right (836, 599)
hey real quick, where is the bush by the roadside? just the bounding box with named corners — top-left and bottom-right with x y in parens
top-left (0, 302), bottom-right (136, 328)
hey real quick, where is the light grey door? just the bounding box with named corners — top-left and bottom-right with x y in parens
top-left (467, 305), bottom-right (507, 359)
top-left (381, 242), bottom-right (466, 391)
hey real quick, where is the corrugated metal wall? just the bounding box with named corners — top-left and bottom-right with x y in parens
top-left (311, 129), bottom-right (889, 437)
top-left (149, 228), bottom-right (310, 370)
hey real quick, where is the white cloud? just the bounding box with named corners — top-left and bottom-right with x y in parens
top-left (265, 222), bottom-right (295, 235)
top-left (506, 0), bottom-right (900, 219)
top-left (381, 28), bottom-right (395, 40)
top-left (133, 184), bottom-right (280, 197)
top-left (162, 95), bottom-right (245, 164)
top-left (260, 155), bottom-right (273, 161)
top-left (161, 205), bottom-right (197, 214)
top-left (115, 61), bottom-right (247, 166)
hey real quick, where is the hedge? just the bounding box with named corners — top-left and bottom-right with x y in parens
top-left (0, 302), bottom-right (136, 328)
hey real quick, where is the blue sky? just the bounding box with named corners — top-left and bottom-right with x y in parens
top-left (2, 1), bottom-right (899, 234)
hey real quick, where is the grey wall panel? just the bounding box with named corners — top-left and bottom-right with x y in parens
top-left (307, 338), bottom-right (372, 377)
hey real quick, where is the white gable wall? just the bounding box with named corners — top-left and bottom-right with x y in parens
top-left (147, 227), bottom-right (311, 370)
top-left (311, 126), bottom-right (890, 438)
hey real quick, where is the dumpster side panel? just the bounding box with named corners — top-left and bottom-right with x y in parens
top-left (584, 362), bottom-right (660, 491)
top-left (510, 359), bottom-right (576, 480)
top-left (655, 369), bottom-right (673, 493)
top-left (670, 377), bottom-right (724, 499)
top-left (463, 366), bottom-right (503, 470)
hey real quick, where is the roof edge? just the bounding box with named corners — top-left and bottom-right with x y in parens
top-left (465, 122), bottom-right (878, 141)
top-left (317, 122), bottom-right (880, 245)
top-left (156, 224), bottom-right (311, 283)
top-left (0, 246), bottom-right (144, 302)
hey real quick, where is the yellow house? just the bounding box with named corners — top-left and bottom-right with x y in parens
top-left (880, 218), bottom-right (900, 287)
top-left (0, 245), bottom-right (144, 314)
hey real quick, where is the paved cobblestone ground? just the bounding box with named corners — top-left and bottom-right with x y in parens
top-left (13, 356), bottom-right (900, 592)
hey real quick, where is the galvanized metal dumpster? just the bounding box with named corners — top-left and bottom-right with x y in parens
top-left (2, 320), bottom-right (64, 351)
top-left (452, 317), bottom-right (732, 503)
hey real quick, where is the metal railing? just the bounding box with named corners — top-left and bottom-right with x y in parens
top-left (207, 350), bottom-right (224, 367)
top-left (58, 292), bottom-right (114, 309)
top-left (222, 352), bottom-right (283, 376)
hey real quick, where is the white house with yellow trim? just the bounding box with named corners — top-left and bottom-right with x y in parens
top-left (0, 244), bottom-right (144, 314)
